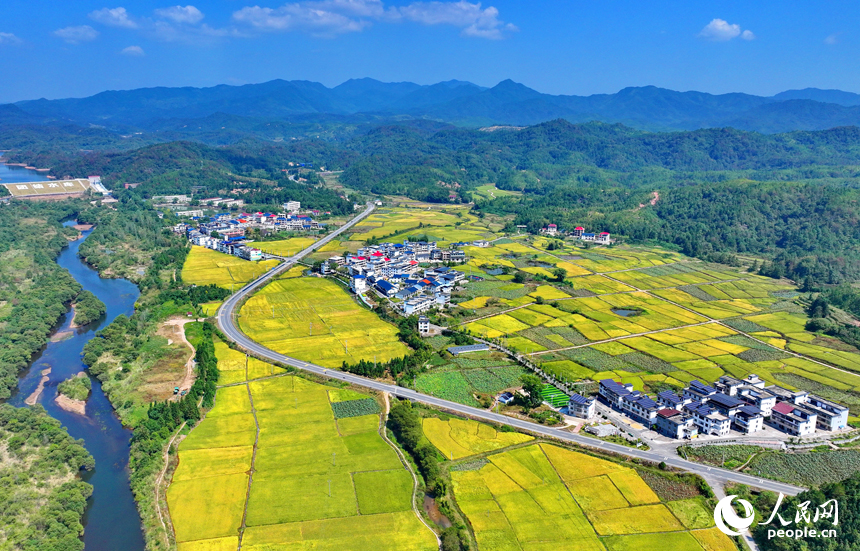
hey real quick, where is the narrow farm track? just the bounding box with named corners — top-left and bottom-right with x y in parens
top-left (216, 207), bottom-right (805, 497)
top-left (379, 393), bottom-right (441, 546)
top-left (154, 421), bottom-right (184, 547)
top-left (237, 382), bottom-right (261, 551)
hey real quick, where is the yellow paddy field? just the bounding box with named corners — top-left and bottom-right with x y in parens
top-left (450, 442), bottom-right (734, 551)
top-left (169, 375), bottom-right (436, 551)
top-left (181, 246), bottom-right (279, 289)
top-left (238, 276), bottom-right (409, 368)
top-left (248, 237), bottom-right (317, 257)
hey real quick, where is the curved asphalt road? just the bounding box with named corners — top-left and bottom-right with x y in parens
top-left (217, 204), bottom-right (805, 497)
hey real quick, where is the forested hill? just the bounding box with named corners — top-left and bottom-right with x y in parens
top-left (9, 78), bottom-right (860, 133)
top-left (7, 118), bottom-right (860, 283)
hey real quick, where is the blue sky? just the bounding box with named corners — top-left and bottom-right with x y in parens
top-left (0, 1), bottom-right (857, 103)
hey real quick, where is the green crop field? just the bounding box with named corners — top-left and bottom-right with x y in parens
top-left (238, 276), bottom-right (409, 368)
top-left (170, 376), bottom-right (436, 550)
top-left (451, 442), bottom-right (734, 551)
top-left (182, 246), bottom-right (280, 289)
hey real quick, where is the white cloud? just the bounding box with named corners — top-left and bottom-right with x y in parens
top-left (54, 25), bottom-right (100, 44)
top-left (89, 7), bottom-right (138, 28)
top-left (155, 6), bottom-right (205, 24)
top-left (698, 18), bottom-right (754, 42)
top-left (0, 32), bottom-right (21, 45)
top-left (233, 4), bottom-right (371, 35)
top-left (232, 0), bottom-right (514, 38)
top-left (399, 1), bottom-right (516, 39)
top-left (825, 33), bottom-right (839, 45)
top-left (121, 45), bottom-right (145, 55)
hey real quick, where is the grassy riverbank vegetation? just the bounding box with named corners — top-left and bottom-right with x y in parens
top-left (57, 373), bottom-right (92, 402)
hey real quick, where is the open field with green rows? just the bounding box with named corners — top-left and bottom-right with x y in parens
top-left (169, 376), bottom-right (437, 551)
top-left (181, 246), bottom-right (280, 289)
top-left (414, 347), bottom-right (525, 406)
top-left (450, 442), bottom-right (735, 551)
top-left (248, 237), bottom-right (317, 257)
top-left (238, 276), bottom-right (409, 368)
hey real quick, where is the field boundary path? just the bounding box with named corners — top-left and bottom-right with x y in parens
top-left (380, 392), bottom-right (441, 546)
top-left (237, 381), bottom-right (261, 551)
top-left (217, 204), bottom-right (805, 497)
top-left (154, 422), bottom-right (183, 548)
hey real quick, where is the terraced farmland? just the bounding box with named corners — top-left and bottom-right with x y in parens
top-left (449, 236), bottom-right (860, 401)
top-left (168, 376), bottom-right (436, 551)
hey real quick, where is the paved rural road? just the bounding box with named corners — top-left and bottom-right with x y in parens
top-left (217, 205), bottom-right (805, 497)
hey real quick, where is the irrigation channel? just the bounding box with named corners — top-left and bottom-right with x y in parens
top-left (2, 162), bottom-right (145, 550)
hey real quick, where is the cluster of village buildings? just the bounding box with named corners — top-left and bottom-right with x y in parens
top-left (335, 240), bottom-right (476, 315)
top-left (173, 201), bottom-right (323, 262)
top-left (561, 374), bottom-right (848, 440)
top-left (540, 224), bottom-right (612, 244)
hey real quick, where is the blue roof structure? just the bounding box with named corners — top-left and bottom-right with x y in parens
top-left (568, 393), bottom-right (592, 405)
top-left (658, 390), bottom-right (682, 404)
top-left (740, 405), bottom-right (762, 416)
top-left (376, 280), bottom-right (396, 293)
top-left (447, 344), bottom-right (490, 356)
top-left (709, 393), bottom-right (743, 409)
top-left (600, 379), bottom-right (631, 396)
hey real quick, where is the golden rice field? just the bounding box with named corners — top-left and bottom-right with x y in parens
top-left (423, 417), bottom-right (533, 460)
top-left (450, 442), bottom-right (735, 551)
top-left (213, 340), bottom-right (289, 385)
top-left (248, 237), bottom-right (317, 257)
top-left (181, 246), bottom-right (279, 289)
top-left (238, 276), bottom-right (409, 368)
top-left (169, 376), bottom-right (436, 551)
top-left (451, 234), bottom-right (860, 402)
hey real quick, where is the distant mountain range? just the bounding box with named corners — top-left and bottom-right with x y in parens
top-left (6, 78), bottom-right (860, 135)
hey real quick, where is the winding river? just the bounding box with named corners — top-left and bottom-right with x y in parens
top-left (3, 161), bottom-right (145, 551)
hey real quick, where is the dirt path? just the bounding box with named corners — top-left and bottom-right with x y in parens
top-left (154, 421), bottom-right (184, 548)
top-left (237, 382), bottom-right (261, 551)
top-left (380, 392), bottom-right (441, 547)
top-left (162, 318), bottom-right (205, 399)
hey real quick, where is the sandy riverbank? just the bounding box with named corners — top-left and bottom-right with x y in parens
top-left (24, 368), bottom-right (52, 406)
top-left (55, 393), bottom-right (87, 415)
